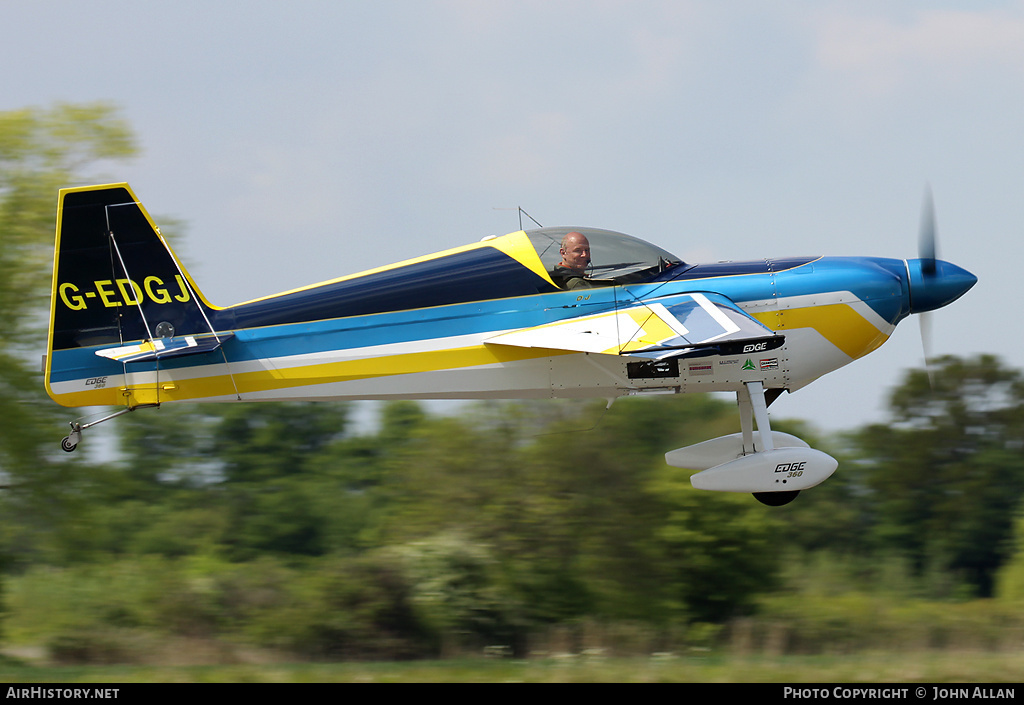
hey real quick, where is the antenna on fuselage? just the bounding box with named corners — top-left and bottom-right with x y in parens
top-left (494, 206), bottom-right (543, 231)
top-left (518, 207), bottom-right (543, 230)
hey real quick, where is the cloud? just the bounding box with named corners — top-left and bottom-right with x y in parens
top-left (812, 5), bottom-right (1024, 96)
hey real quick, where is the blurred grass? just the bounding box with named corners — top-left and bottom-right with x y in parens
top-left (1, 652), bottom-right (1024, 683)
top-left (5, 556), bottom-right (1024, 675)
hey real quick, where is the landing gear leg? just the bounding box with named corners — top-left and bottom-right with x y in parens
top-left (668, 384), bottom-right (832, 505)
top-left (57, 405), bottom-right (157, 453)
top-left (738, 381), bottom-right (775, 453)
top-left (742, 382), bottom-right (801, 507)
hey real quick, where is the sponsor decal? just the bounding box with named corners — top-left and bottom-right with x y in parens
top-left (688, 363), bottom-right (713, 376)
top-left (759, 358), bottom-right (779, 370)
top-left (776, 461), bottom-right (806, 479)
top-left (718, 358), bottom-right (739, 366)
top-left (742, 359), bottom-right (756, 371)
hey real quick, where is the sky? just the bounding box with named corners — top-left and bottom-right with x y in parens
top-left (2, 0), bottom-right (1021, 435)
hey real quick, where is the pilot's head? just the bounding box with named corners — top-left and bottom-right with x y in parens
top-left (560, 231), bottom-right (591, 273)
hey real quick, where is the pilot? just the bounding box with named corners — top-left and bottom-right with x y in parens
top-left (551, 231), bottom-right (594, 290)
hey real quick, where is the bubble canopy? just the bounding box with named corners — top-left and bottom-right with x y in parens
top-left (525, 227), bottom-right (685, 286)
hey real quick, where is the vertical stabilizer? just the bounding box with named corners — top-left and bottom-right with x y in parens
top-left (46, 183), bottom-right (216, 407)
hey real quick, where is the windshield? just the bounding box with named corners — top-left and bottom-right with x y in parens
top-left (525, 227), bottom-right (684, 288)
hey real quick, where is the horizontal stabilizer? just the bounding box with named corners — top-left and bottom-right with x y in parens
top-left (96, 333), bottom-right (233, 363)
top-left (486, 292), bottom-right (782, 359)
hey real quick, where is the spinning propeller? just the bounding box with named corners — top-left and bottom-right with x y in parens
top-left (918, 186), bottom-right (937, 384)
top-left (908, 185), bottom-right (976, 387)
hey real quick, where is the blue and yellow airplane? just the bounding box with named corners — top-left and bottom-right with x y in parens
top-left (45, 183), bottom-right (976, 505)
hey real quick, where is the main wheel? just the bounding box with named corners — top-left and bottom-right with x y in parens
top-left (753, 490), bottom-right (799, 506)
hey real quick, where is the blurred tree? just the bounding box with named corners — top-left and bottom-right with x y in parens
top-left (44, 398), bottom-right (402, 562)
top-left (766, 420), bottom-right (874, 557)
top-left (1, 103), bottom-right (135, 470)
top-left (117, 403), bottom-right (220, 490)
top-left (376, 394), bottom-right (775, 626)
top-left (515, 394), bottom-right (739, 623)
top-left (852, 355), bottom-right (1024, 597)
top-left (995, 509), bottom-right (1024, 603)
top-left (0, 103), bottom-right (135, 342)
top-left (0, 104), bottom-right (137, 567)
top-left (241, 550), bottom-right (434, 660)
top-left (205, 401), bottom-right (353, 560)
top-left (646, 466), bottom-right (784, 622)
top-left (393, 530), bottom-right (525, 654)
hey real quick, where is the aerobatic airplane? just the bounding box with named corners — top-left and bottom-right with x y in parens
top-left (44, 183), bottom-right (976, 505)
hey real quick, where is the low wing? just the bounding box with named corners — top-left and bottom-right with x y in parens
top-left (486, 292), bottom-right (782, 359)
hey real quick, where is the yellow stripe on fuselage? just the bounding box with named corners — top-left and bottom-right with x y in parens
top-left (754, 302), bottom-right (891, 360)
top-left (49, 341), bottom-right (576, 408)
top-left (233, 342), bottom-right (568, 393)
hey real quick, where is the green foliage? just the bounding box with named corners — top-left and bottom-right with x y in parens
top-left (648, 466), bottom-right (784, 621)
top-left (0, 104), bottom-right (139, 596)
top-left (0, 104), bottom-right (137, 486)
top-left (4, 553), bottom-right (436, 662)
top-left (240, 552), bottom-right (435, 660)
top-left (392, 531), bottom-right (525, 653)
top-left (995, 511), bottom-right (1024, 603)
top-left (0, 103), bottom-right (136, 342)
top-left (208, 402), bottom-right (350, 482)
top-left (115, 401), bottom-right (381, 561)
top-left (375, 395), bottom-right (757, 626)
top-left (850, 355), bottom-right (1024, 596)
top-left (6, 392), bottom-right (802, 657)
top-left (756, 552), bottom-right (1024, 653)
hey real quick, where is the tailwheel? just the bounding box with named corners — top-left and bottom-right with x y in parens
top-left (61, 424), bottom-right (82, 453)
top-left (56, 405), bottom-right (156, 454)
top-left (753, 490), bottom-right (800, 507)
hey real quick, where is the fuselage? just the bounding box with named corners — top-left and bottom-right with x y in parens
top-left (45, 219), bottom-right (976, 410)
